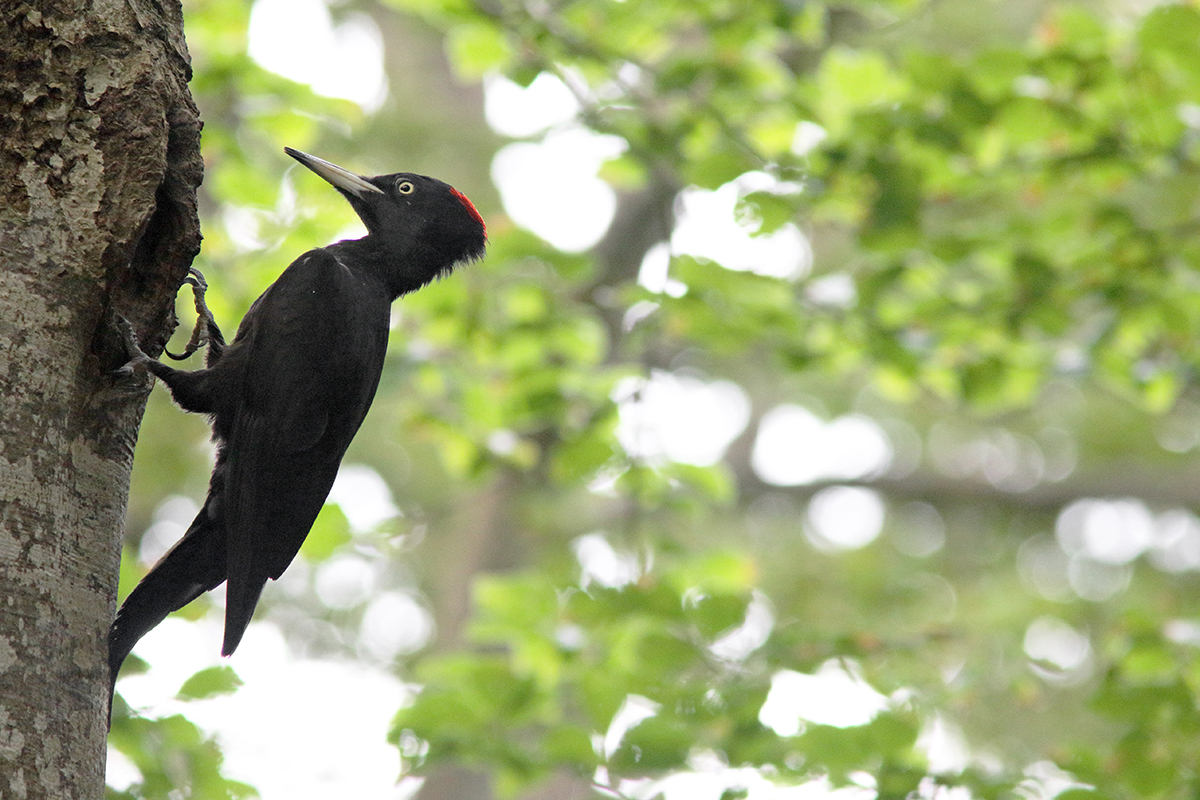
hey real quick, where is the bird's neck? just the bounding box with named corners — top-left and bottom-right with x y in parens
top-left (328, 237), bottom-right (442, 301)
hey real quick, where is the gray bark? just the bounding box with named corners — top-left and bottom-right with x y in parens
top-left (0, 2), bottom-right (201, 798)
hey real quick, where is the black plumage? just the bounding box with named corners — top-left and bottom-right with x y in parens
top-left (109, 149), bottom-right (486, 705)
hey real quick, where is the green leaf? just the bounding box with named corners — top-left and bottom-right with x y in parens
top-left (1137, 5), bottom-right (1200, 62)
top-left (667, 551), bottom-right (756, 595)
top-left (543, 724), bottom-right (600, 768)
top-left (300, 502), bottom-right (351, 562)
top-left (737, 190), bottom-right (802, 234)
top-left (685, 592), bottom-right (752, 639)
top-left (446, 21), bottom-right (514, 78)
top-left (552, 425), bottom-right (617, 484)
top-left (610, 712), bottom-right (692, 771)
top-left (1055, 790), bottom-right (1107, 800)
top-left (670, 463), bottom-right (736, 505)
top-left (177, 665), bottom-right (244, 701)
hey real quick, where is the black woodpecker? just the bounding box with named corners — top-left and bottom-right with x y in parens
top-left (109, 148), bottom-right (486, 709)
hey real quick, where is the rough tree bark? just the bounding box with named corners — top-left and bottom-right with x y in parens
top-left (0, 2), bottom-right (201, 798)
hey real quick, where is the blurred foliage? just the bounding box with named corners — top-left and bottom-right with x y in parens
top-left (109, 0), bottom-right (1200, 799)
top-left (108, 709), bottom-right (255, 800)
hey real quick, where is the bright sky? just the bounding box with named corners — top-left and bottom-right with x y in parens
top-left (248, 0), bottom-right (387, 110)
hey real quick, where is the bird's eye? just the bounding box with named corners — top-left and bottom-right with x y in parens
top-left (396, 180), bottom-right (415, 195)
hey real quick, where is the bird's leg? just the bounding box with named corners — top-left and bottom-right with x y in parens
top-left (165, 267), bottom-right (221, 361)
top-left (112, 312), bottom-right (220, 412)
top-left (111, 314), bottom-right (184, 388)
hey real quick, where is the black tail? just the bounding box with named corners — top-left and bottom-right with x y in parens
top-left (108, 509), bottom-right (226, 719)
top-left (221, 577), bottom-right (266, 657)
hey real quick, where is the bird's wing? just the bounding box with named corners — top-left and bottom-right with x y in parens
top-left (219, 249), bottom-right (390, 654)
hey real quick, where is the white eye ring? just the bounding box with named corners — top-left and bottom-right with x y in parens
top-left (396, 180), bottom-right (415, 195)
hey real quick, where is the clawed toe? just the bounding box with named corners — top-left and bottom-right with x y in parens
top-left (183, 266), bottom-right (208, 291)
top-left (114, 314), bottom-right (134, 340)
top-left (113, 315), bottom-right (139, 353)
top-left (111, 315), bottom-right (151, 378)
top-left (166, 268), bottom-right (215, 361)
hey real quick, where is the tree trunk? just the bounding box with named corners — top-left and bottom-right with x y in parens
top-left (0, 2), bottom-right (201, 797)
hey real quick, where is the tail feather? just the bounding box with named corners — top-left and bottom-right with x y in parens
top-left (221, 576), bottom-right (267, 656)
top-left (107, 511), bottom-right (226, 714)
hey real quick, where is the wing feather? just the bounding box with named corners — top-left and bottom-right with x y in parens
top-left (217, 249), bottom-right (391, 654)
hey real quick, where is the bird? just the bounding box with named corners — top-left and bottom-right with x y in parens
top-left (108, 148), bottom-right (487, 709)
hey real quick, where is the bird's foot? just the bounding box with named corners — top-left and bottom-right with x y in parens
top-left (111, 315), bottom-right (152, 378)
top-left (184, 265), bottom-right (208, 293)
top-left (165, 267), bottom-right (217, 361)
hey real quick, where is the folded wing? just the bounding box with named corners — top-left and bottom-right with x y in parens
top-left (217, 249), bottom-right (391, 655)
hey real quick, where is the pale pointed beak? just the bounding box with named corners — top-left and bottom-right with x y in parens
top-left (285, 147), bottom-right (384, 198)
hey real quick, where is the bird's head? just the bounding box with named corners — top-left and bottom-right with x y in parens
top-left (286, 148), bottom-right (487, 290)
